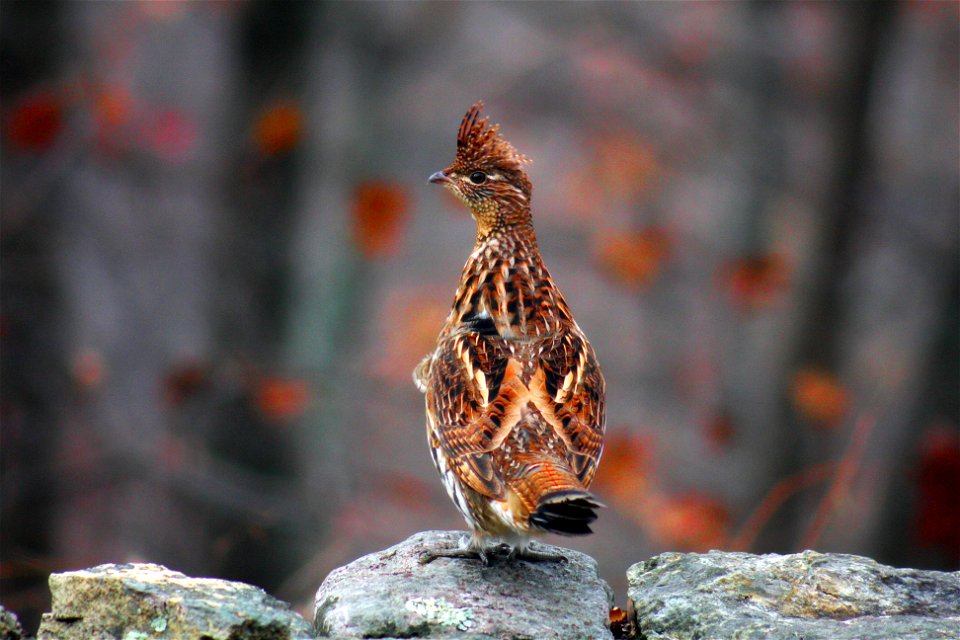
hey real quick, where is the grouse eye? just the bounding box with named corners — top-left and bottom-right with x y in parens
top-left (469, 171), bottom-right (487, 185)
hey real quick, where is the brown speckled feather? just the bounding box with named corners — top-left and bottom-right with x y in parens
top-left (418, 102), bottom-right (605, 552)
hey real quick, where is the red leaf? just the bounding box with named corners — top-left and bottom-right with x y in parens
top-left (705, 411), bottom-right (735, 450)
top-left (370, 288), bottom-right (446, 383)
top-left (723, 254), bottom-right (790, 311)
top-left (6, 92), bottom-right (63, 152)
top-left (565, 133), bottom-right (660, 219)
top-left (594, 227), bottom-right (671, 290)
top-left (142, 108), bottom-right (197, 162)
top-left (609, 606), bottom-right (633, 639)
top-left (593, 430), bottom-right (653, 507)
top-left (791, 368), bottom-right (850, 428)
top-left (381, 472), bottom-right (434, 512)
top-left (162, 361), bottom-right (211, 406)
top-left (351, 181), bottom-right (410, 258)
top-left (95, 85), bottom-right (132, 130)
top-left (652, 493), bottom-right (730, 551)
top-left (253, 102), bottom-right (303, 156)
top-left (256, 377), bottom-right (310, 421)
top-left (914, 424), bottom-right (960, 562)
top-left (593, 134), bottom-right (659, 201)
top-left (93, 85), bottom-right (134, 155)
top-left (72, 348), bottom-right (105, 391)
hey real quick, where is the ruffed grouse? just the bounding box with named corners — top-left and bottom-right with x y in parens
top-left (415, 101), bottom-right (605, 563)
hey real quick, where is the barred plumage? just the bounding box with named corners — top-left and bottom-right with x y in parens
top-left (416, 102), bottom-right (605, 563)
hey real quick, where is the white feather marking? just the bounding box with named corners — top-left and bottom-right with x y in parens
top-left (491, 500), bottom-right (514, 527)
top-left (475, 369), bottom-right (488, 405)
top-left (433, 448), bottom-right (475, 528)
top-left (555, 370), bottom-right (575, 402)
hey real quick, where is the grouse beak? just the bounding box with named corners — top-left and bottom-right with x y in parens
top-left (428, 170), bottom-right (450, 185)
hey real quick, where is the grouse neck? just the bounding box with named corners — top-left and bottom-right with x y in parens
top-left (452, 226), bottom-right (572, 339)
top-left (475, 221), bottom-right (538, 257)
top-left (472, 196), bottom-right (535, 243)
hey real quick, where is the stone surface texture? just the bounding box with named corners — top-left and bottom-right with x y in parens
top-left (0, 606), bottom-right (24, 640)
top-left (628, 550), bottom-right (960, 640)
top-left (314, 530), bottom-right (614, 639)
top-left (19, 541), bottom-right (960, 640)
top-left (37, 563), bottom-right (312, 640)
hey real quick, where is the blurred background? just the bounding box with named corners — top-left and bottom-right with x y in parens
top-left (2, 0), bottom-right (958, 630)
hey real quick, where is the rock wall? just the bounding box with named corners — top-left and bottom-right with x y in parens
top-left (12, 531), bottom-right (960, 639)
top-left (628, 549), bottom-right (960, 640)
top-left (314, 531), bottom-right (613, 639)
top-left (1, 606), bottom-right (26, 640)
top-left (35, 564), bottom-right (311, 640)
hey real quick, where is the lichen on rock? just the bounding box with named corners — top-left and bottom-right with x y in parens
top-left (405, 596), bottom-right (476, 632)
top-left (627, 549), bottom-right (960, 640)
top-left (36, 563), bottom-right (312, 640)
top-left (18, 539), bottom-right (960, 640)
top-left (0, 606), bottom-right (25, 640)
top-left (314, 530), bottom-right (615, 639)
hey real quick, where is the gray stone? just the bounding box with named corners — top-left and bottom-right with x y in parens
top-left (37, 563), bottom-right (312, 640)
top-left (0, 606), bottom-right (24, 640)
top-left (314, 530), bottom-right (614, 639)
top-left (627, 550), bottom-right (960, 640)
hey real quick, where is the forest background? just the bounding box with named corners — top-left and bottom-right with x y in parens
top-left (2, 0), bottom-right (958, 630)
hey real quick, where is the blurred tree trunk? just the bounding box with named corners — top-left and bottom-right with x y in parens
top-left (772, 0), bottom-right (896, 552)
top-left (47, 2), bottom-right (236, 573)
top-left (205, 0), bottom-right (318, 592)
top-left (3, 2), bottom-right (956, 626)
top-left (280, 6), bottom-right (406, 596)
top-left (0, 3), bottom-right (68, 627)
top-left (818, 3), bottom-right (958, 561)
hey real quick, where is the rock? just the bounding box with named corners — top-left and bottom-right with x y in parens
top-left (0, 606), bottom-right (25, 640)
top-left (627, 550), bottom-right (960, 640)
top-left (314, 530), bottom-right (614, 639)
top-left (28, 544), bottom-right (958, 640)
top-left (37, 563), bottom-right (312, 640)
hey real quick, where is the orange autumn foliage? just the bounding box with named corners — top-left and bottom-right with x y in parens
top-left (95, 86), bottom-right (132, 130)
top-left (791, 368), bottom-right (850, 427)
top-left (594, 135), bottom-right (659, 200)
top-left (594, 227), bottom-right (670, 290)
top-left (565, 134), bottom-right (660, 219)
top-left (704, 411), bottom-right (735, 450)
top-left (724, 253), bottom-right (790, 310)
top-left (162, 361), bottom-right (211, 406)
top-left (351, 181), bottom-right (410, 258)
top-left (371, 290), bottom-right (447, 383)
top-left (72, 348), bottom-right (105, 391)
top-left (593, 430), bottom-right (653, 506)
top-left (381, 472), bottom-right (434, 513)
top-left (93, 86), bottom-right (134, 154)
top-left (593, 428), bottom-right (732, 551)
top-left (253, 102), bottom-right (303, 156)
top-left (256, 377), bottom-right (310, 421)
top-left (144, 109), bottom-right (197, 162)
top-left (650, 493), bottom-right (730, 551)
top-left (608, 607), bottom-right (632, 639)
